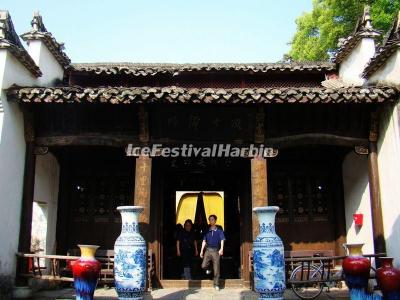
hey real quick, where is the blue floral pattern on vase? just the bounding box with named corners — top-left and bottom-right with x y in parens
top-left (114, 206), bottom-right (146, 300)
top-left (253, 206), bottom-right (286, 300)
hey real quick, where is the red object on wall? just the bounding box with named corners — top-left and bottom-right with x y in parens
top-left (353, 213), bottom-right (363, 226)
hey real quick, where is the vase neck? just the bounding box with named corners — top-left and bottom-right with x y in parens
top-left (78, 245), bottom-right (98, 260)
top-left (380, 258), bottom-right (394, 268)
top-left (120, 209), bottom-right (140, 234)
top-left (346, 244), bottom-right (364, 256)
top-left (255, 208), bottom-right (277, 235)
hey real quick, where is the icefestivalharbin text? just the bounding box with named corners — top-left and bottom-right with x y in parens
top-left (126, 144), bottom-right (278, 158)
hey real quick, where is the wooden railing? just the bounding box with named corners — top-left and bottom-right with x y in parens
top-left (16, 249), bottom-right (155, 290)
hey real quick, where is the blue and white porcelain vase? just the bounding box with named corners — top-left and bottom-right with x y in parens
top-left (114, 206), bottom-right (147, 300)
top-left (253, 206), bottom-right (286, 300)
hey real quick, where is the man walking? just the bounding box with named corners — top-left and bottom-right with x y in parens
top-left (200, 214), bottom-right (225, 291)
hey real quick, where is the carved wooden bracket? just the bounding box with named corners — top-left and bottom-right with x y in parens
top-left (34, 146), bottom-right (48, 155)
top-left (369, 111), bottom-right (379, 142)
top-left (254, 106), bottom-right (265, 144)
top-left (354, 146), bottom-right (369, 155)
top-left (138, 104), bottom-right (149, 144)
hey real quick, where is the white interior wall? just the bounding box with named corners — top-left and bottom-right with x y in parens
top-left (33, 153), bottom-right (60, 255)
top-left (339, 38), bottom-right (376, 85)
top-left (0, 50), bottom-right (36, 277)
top-left (368, 50), bottom-right (400, 86)
top-left (27, 40), bottom-right (64, 86)
top-left (377, 104), bottom-right (400, 268)
top-left (342, 151), bottom-right (375, 255)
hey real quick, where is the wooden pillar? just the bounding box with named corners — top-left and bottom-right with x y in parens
top-left (240, 164), bottom-right (252, 284)
top-left (134, 155), bottom-right (152, 241)
top-left (368, 112), bottom-right (386, 254)
top-left (18, 109), bottom-right (36, 253)
top-left (18, 142), bottom-right (36, 253)
top-left (251, 157), bottom-right (268, 240)
top-left (333, 165), bottom-right (347, 257)
top-left (368, 141), bottom-right (386, 254)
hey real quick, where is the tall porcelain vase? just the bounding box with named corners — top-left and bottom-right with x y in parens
top-left (114, 206), bottom-right (147, 300)
top-left (253, 206), bottom-right (286, 300)
top-left (71, 245), bottom-right (101, 300)
top-left (342, 243), bottom-right (371, 292)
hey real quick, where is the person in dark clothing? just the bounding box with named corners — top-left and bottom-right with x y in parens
top-left (200, 215), bottom-right (225, 291)
top-left (176, 219), bottom-right (198, 279)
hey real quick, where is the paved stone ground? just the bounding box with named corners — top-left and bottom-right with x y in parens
top-left (28, 287), bottom-right (350, 299)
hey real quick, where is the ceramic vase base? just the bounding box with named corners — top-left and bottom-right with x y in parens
top-left (259, 294), bottom-right (283, 300)
top-left (383, 292), bottom-right (400, 300)
top-left (345, 274), bottom-right (370, 291)
top-left (75, 295), bottom-right (95, 300)
top-left (349, 289), bottom-right (382, 300)
top-left (116, 291), bottom-right (144, 300)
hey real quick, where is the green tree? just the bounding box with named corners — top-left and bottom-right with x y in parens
top-left (288, 0), bottom-right (400, 61)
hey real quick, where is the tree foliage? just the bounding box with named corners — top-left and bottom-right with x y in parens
top-left (288, 0), bottom-right (400, 61)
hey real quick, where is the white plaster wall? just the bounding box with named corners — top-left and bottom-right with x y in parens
top-left (377, 104), bottom-right (400, 268)
top-left (368, 50), bottom-right (400, 86)
top-left (33, 153), bottom-right (60, 255)
top-left (339, 38), bottom-right (376, 86)
top-left (0, 50), bottom-right (36, 276)
top-left (27, 40), bottom-right (64, 86)
top-left (342, 151), bottom-right (375, 255)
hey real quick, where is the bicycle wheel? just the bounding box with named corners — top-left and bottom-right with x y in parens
top-left (290, 265), bottom-right (324, 300)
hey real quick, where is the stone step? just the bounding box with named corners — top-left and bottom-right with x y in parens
top-left (160, 279), bottom-right (246, 288)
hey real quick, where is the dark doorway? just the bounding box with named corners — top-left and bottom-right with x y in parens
top-left (160, 157), bottom-right (248, 280)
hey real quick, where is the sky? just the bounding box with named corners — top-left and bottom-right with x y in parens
top-left (2, 0), bottom-right (313, 63)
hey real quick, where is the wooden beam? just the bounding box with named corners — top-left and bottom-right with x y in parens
top-left (34, 135), bottom-right (254, 147)
top-left (34, 132), bottom-right (366, 148)
top-left (35, 135), bottom-right (139, 147)
top-left (266, 134), bottom-right (368, 148)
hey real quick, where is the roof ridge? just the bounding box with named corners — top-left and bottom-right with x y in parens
top-left (8, 85), bottom-right (398, 104)
top-left (20, 11), bottom-right (70, 68)
top-left (382, 11), bottom-right (400, 46)
top-left (363, 11), bottom-right (400, 78)
top-left (333, 5), bottom-right (381, 64)
top-left (0, 10), bottom-right (42, 77)
top-left (69, 62), bottom-right (336, 77)
top-left (71, 61), bottom-right (333, 66)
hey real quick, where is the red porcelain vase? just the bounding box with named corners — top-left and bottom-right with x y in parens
top-left (71, 245), bottom-right (101, 300)
top-left (376, 257), bottom-right (400, 300)
top-left (342, 243), bottom-right (371, 291)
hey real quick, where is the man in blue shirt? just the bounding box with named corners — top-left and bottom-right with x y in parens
top-left (200, 214), bottom-right (225, 291)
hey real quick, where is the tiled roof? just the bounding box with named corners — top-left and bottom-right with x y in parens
top-left (333, 6), bottom-right (380, 64)
top-left (363, 12), bottom-right (400, 78)
top-left (0, 10), bottom-right (42, 77)
top-left (69, 62), bottom-right (336, 76)
top-left (20, 12), bottom-right (70, 68)
top-left (7, 85), bottom-right (398, 104)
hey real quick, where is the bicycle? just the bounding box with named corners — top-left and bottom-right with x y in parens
top-left (289, 254), bottom-right (342, 300)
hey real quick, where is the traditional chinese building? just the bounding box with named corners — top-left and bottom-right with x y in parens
top-left (1, 7), bottom-right (400, 287)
